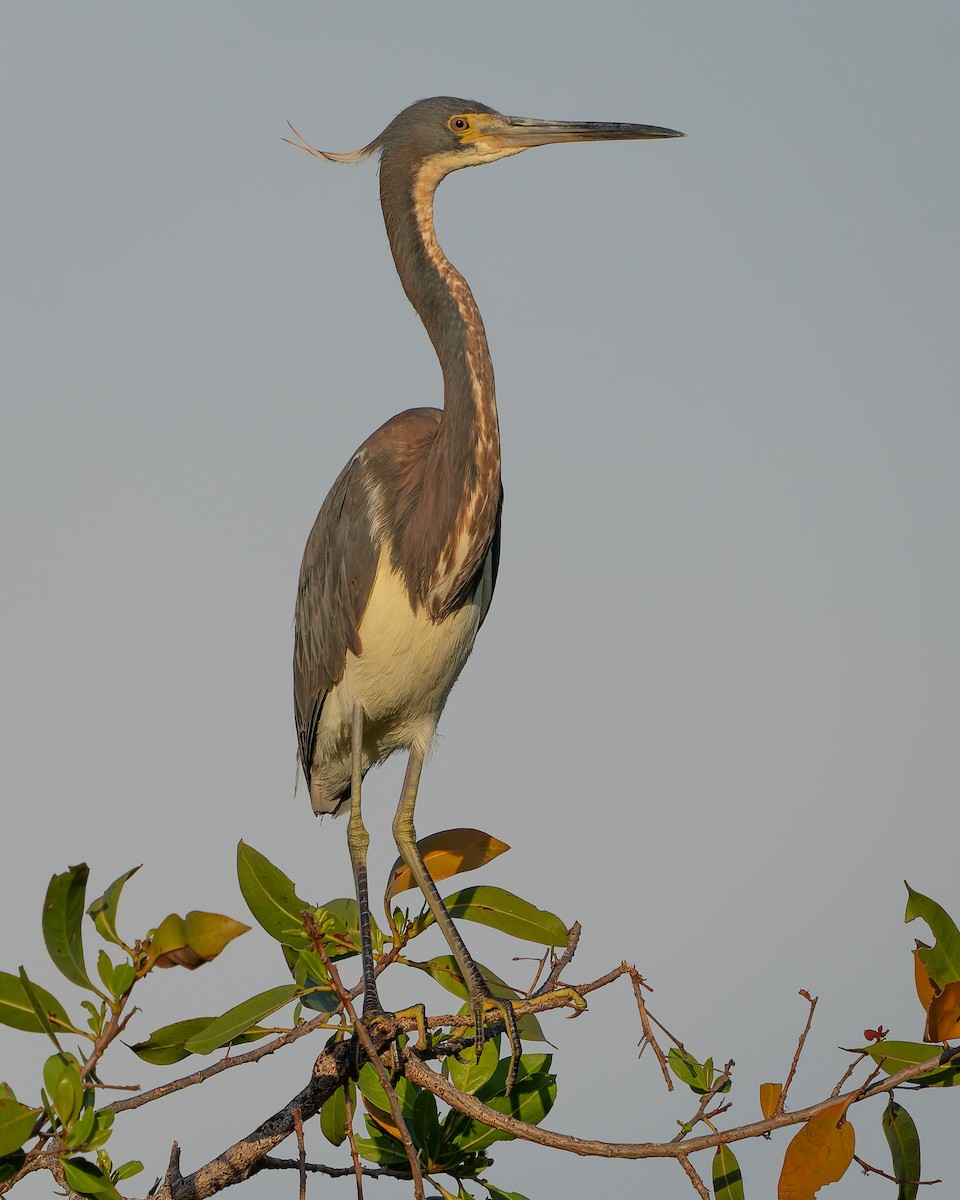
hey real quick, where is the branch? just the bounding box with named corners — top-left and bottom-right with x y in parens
top-left (777, 990), bottom-right (817, 1114)
top-left (151, 1040), bottom-right (353, 1200)
top-left (401, 1043), bottom-right (960, 1161)
top-left (853, 1153), bottom-right (941, 1187)
top-left (677, 1152), bottom-right (711, 1198)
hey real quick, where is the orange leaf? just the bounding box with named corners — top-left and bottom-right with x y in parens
top-left (384, 828), bottom-right (510, 905)
top-left (925, 978), bottom-right (960, 1041)
top-left (760, 1082), bottom-right (783, 1119)
top-left (361, 1094), bottom-right (403, 1141)
top-left (914, 943), bottom-right (938, 1012)
top-left (778, 1098), bottom-right (855, 1200)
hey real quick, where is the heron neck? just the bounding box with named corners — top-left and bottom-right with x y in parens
top-left (380, 156), bottom-right (501, 472)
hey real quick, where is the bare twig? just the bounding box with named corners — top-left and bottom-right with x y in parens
top-left (256, 1156), bottom-right (390, 1179)
top-left (831, 1050), bottom-right (868, 1097)
top-left (777, 990), bottom-right (817, 1114)
top-left (303, 912), bottom-right (425, 1200)
top-left (534, 922), bottom-right (582, 996)
top-left (677, 1152), bottom-right (711, 1198)
top-left (629, 966), bottom-right (673, 1091)
top-left (853, 1153), bottom-right (941, 1186)
top-left (292, 1107), bottom-right (306, 1200)
top-left (343, 1084), bottom-right (366, 1200)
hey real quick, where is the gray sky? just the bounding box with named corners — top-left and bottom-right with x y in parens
top-left (2, 3), bottom-right (958, 1196)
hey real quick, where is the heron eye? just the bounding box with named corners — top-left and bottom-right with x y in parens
top-left (449, 116), bottom-right (470, 133)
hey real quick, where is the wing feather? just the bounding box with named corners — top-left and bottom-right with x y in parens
top-left (293, 452), bottom-right (379, 781)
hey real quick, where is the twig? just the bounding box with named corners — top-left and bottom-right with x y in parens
top-left (853, 1154), bottom-right (941, 1186)
top-left (534, 922), bottom-right (582, 995)
top-left (672, 1061), bottom-right (734, 1141)
top-left (343, 1084), bottom-right (366, 1200)
top-left (292, 1107), bottom-right (306, 1200)
top-left (256, 1156), bottom-right (390, 1179)
top-left (521, 948), bottom-right (550, 996)
top-left (777, 990), bottom-right (817, 1114)
top-left (303, 911), bottom-right (425, 1200)
top-left (629, 966), bottom-right (673, 1091)
top-left (831, 1051), bottom-right (867, 1097)
top-left (677, 1152), bottom-right (711, 1198)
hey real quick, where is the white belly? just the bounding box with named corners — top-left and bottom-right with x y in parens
top-left (309, 547), bottom-right (491, 814)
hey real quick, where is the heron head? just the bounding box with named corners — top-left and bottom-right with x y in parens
top-left (285, 95), bottom-right (682, 178)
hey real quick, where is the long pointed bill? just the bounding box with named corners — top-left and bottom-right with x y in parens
top-left (481, 115), bottom-right (684, 149)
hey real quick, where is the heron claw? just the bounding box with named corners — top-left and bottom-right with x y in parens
top-left (474, 992), bottom-right (522, 1095)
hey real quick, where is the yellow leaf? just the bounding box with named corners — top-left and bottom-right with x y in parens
top-left (914, 943), bottom-right (938, 1012)
top-left (760, 1081), bottom-right (783, 1119)
top-left (143, 911), bottom-right (249, 971)
top-left (183, 911), bottom-right (250, 961)
top-left (778, 1098), bottom-right (855, 1200)
top-left (384, 828), bottom-right (510, 905)
top-left (925, 979), bottom-right (960, 1041)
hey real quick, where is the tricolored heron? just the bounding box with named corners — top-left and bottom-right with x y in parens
top-left (289, 96), bottom-right (681, 1077)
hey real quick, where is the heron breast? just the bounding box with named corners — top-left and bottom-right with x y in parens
top-left (315, 548), bottom-right (487, 793)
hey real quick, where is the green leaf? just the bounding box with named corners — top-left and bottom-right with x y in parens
top-left (411, 1087), bottom-right (442, 1165)
top-left (475, 1053), bottom-right (553, 1103)
top-left (86, 867), bottom-right (140, 949)
top-left (111, 963), bottom-right (135, 997)
top-left (667, 1048), bottom-right (731, 1096)
top-left (905, 884), bottom-right (960, 988)
top-left (61, 1156), bottom-right (121, 1198)
top-left (438, 886), bottom-right (567, 947)
top-left (0, 1098), bottom-right (41, 1157)
top-left (43, 1053), bottom-right (83, 1128)
top-left (114, 1160), bottom-right (144, 1182)
top-left (320, 898), bottom-right (383, 956)
top-left (129, 1016), bottom-right (272, 1065)
top-left (882, 1099), bottom-right (921, 1200)
top-left (449, 1073), bottom-right (557, 1153)
top-left (712, 1143), bottom-right (744, 1200)
top-left (320, 1082), bottom-right (354, 1147)
top-left (84, 1110), bottom-right (114, 1151)
top-left (282, 945), bottom-right (341, 1013)
top-left (356, 1063), bottom-right (415, 1118)
top-left (860, 1040), bottom-right (960, 1087)
top-left (0, 971), bottom-right (76, 1036)
top-left (352, 1132), bottom-right (408, 1167)
top-left (96, 951), bottom-right (114, 996)
top-left (237, 841), bottom-right (313, 948)
top-left (182, 984), bottom-right (301, 1055)
top-left (18, 967), bottom-right (63, 1048)
top-left (0, 1149), bottom-right (26, 1185)
top-left (448, 1033), bottom-right (501, 1095)
top-left (43, 866), bottom-right (99, 993)
top-left (64, 1103), bottom-right (97, 1149)
top-left (483, 1188), bottom-right (531, 1200)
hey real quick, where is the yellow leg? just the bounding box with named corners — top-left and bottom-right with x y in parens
top-left (346, 703), bottom-right (383, 1017)
top-left (392, 745), bottom-right (523, 1093)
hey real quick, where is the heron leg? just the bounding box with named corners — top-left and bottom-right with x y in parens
top-left (346, 702), bottom-right (383, 1017)
top-left (392, 744), bottom-right (522, 1091)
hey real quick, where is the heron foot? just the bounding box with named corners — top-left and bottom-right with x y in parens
top-left (471, 991), bottom-right (522, 1095)
top-left (349, 1004), bottom-right (398, 1076)
top-left (537, 984), bottom-right (588, 1017)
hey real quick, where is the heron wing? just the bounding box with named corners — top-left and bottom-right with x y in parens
top-left (293, 451), bottom-right (379, 781)
top-left (478, 485), bottom-right (503, 628)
